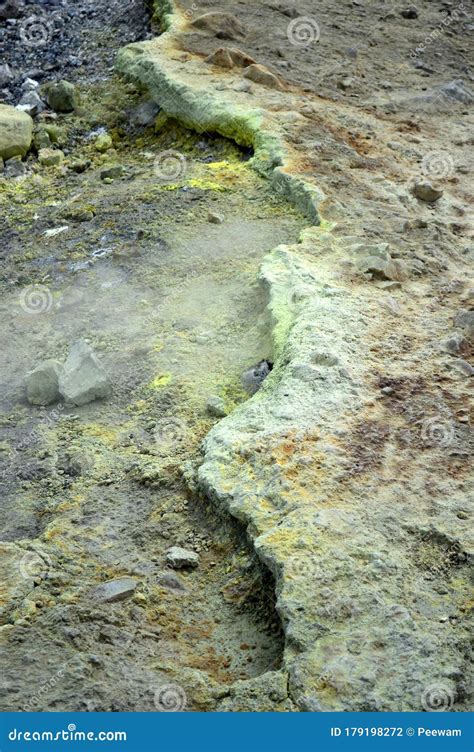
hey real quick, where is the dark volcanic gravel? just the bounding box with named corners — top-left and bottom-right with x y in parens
top-left (0, 0), bottom-right (152, 105)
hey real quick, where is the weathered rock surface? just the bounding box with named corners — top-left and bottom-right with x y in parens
top-left (116, 2), bottom-right (473, 710)
top-left (58, 340), bottom-right (111, 406)
top-left (0, 105), bottom-right (33, 160)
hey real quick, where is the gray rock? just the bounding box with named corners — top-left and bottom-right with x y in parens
top-left (4, 155), bottom-right (26, 178)
top-left (447, 359), bottom-right (473, 377)
top-left (206, 395), bottom-right (228, 417)
top-left (58, 340), bottom-right (111, 406)
top-left (0, 64), bottom-right (14, 87)
top-left (89, 577), bottom-right (138, 603)
top-left (440, 333), bottom-right (466, 355)
top-left (207, 211), bottom-right (224, 224)
top-left (412, 181), bottom-right (443, 203)
top-left (358, 256), bottom-right (407, 282)
top-left (166, 546), bottom-right (200, 569)
top-left (44, 80), bottom-right (77, 113)
top-left (156, 571), bottom-right (186, 591)
top-left (454, 310), bottom-right (474, 340)
top-left (438, 79), bottom-right (473, 105)
top-left (241, 360), bottom-right (272, 394)
top-left (132, 100), bottom-right (160, 126)
top-left (26, 360), bottom-right (62, 405)
top-left (100, 164), bottom-right (124, 180)
top-left (21, 78), bottom-right (39, 92)
top-left (16, 91), bottom-right (46, 118)
top-left (218, 671), bottom-right (290, 712)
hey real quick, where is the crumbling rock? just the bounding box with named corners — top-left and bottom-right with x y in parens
top-left (205, 47), bottom-right (256, 70)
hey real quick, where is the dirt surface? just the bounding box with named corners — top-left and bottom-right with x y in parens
top-left (0, 0), bottom-right (473, 714)
top-left (0, 1), bottom-right (307, 712)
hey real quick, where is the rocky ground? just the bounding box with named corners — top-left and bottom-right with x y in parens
top-left (0, 0), bottom-right (473, 714)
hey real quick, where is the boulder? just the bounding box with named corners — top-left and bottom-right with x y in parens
top-left (358, 255), bottom-right (407, 281)
top-left (0, 105), bottom-right (33, 160)
top-left (26, 359), bottom-right (62, 405)
top-left (244, 64), bottom-right (285, 91)
top-left (44, 80), bottom-right (77, 113)
top-left (411, 181), bottom-right (443, 202)
top-left (190, 11), bottom-right (246, 40)
top-left (205, 47), bottom-right (256, 70)
top-left (89, 577), bottom-right (138, 603)
top-left (58, 340), bottom-right (111, 406)
top-left (166, 546), bottom-right (200, 569)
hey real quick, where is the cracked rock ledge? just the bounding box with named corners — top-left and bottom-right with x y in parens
top-left (116, 0), bottom-right (473, 711)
